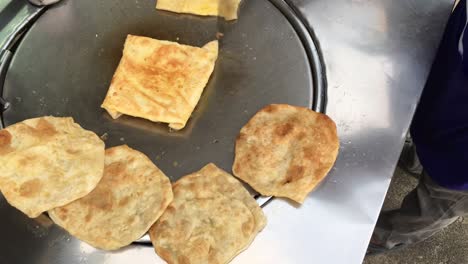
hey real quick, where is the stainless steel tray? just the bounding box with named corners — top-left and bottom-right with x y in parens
top-left (0, 0), bottom-right (325, 263)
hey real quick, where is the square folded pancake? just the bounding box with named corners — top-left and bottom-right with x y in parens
top-left (156, 0), bottom-right (242, 21)
top-left (101, 35), bottom-right (218, 130)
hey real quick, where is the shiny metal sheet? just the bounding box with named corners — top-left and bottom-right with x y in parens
top-left (237, 0), bottom-right (454, 264)
top-left (0, 0), bottom-right (455, 264)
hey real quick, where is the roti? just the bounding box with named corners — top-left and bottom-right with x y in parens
top-left (0, 116), bottom-right (105, 218)
top-left (156, 0), bottom-right (242, 21)
top-left (49, 145), bottom-right (173, 250)
top-left (232, 104), bottom-right (339, 203)
top-left (101, 35), bottom-right (218, 130)
top-left (149, 163), bottom-right (266, 264)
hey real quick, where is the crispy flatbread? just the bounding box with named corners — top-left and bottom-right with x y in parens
top-left (156, 0), bottom-right (242, 21)
top-left (150, 163), bottom-right (266, 264)
top-left (49, 145), bottom-right (173, 250)
top-left (101, 35), bottom-right (218, 130)
top-left (0, 117), bottom-right (105, 218)
top-left (233, 104), bottom-right (339, 203)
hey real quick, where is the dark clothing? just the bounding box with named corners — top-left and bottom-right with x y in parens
top-left (371, 2), bottom-right (468, 251)
top-left (411, 0), bottom-right (468, 190)
top-left (373, 171), bottom-right (468, 249)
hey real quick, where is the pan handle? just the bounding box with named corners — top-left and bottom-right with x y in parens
top-left (0, 50), bottom-right (13, 112)
top-left (1, 6), bottom-right (45, 51)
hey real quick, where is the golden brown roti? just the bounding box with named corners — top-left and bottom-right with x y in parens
top-left (149, 163), bottom-right (266, 264)
top-left (233, 104), bottom-right (339, 203)
top-left (0, 117), bottom-right (105, 218)
top-left (156, 0), bottom-right (242, 21)
top-left (49, 145), bottom-right (173, 250)
top-left (101, 35), bottom-right (218, 130)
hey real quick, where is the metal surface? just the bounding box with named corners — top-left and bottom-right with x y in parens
top-left (238, 1), bottom-right (454, 264)
top-left (270, 0), bottom-right (327, 113)
top-left (0, 1), bottom-right (37, 48)
top-left (0, 0), bottom-right (319, 263)
top-left (0, 0), bottom-right (455, 264)
top-left (28, 0), bottom-right (62, 7)
top-left (0, 50), bottom-right (12, 112)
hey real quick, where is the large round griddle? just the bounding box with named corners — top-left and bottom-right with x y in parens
top-left (0, 0), bottom-right (326, 262)
top-left (3, 0), bottom-right (322, 182)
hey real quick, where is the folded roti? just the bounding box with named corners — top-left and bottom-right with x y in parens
top-left (150, 163), bottom-right (266, 264)
top-left (0, 117), bottom-right (105, 218)
top-left (156, 0), bottom-right (242, 21)
top-left (101, 35), bottom-right (218, 130)
top-left (233, 104), bottom-right (339, 204)
top-left (49, 145), bottom-right (173, 250)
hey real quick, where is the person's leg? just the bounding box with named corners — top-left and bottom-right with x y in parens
top-left (398, 135), bottom-right (423, 176)
top-left (369, 172), bottom-right (468, 253)
top-left (368, 0), bottom-right (468, 255)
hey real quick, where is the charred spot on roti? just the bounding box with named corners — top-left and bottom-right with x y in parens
top-left (118, 196), bottom-right (130, 207)
top-left (66, 149), bottom-right (80, 155)
top-left (126, 217), bottom-right (135, 225)
top-left (35, 118), bottom-right (57, 137)
top-left (87, 188), bottom-right (114, 211)
top-left (18, 155), bottom-right (35, 167)
top-left (156, 247), bottom-right (174, 263)
top-left (297, 132), bottom-right (307, 140)
top-left (57, 209), bottom-right (69, 221)
top-left (242, 219), bottom-right (254, 237)
top-left (283, 165), bottom-right (305, 185)
top-left (19, 179), bottom-right (43, 197)
top-left (236, 132), bottom-right (247, 142)
top-left (167, 59), bottom-right (184, 69)
top-left (233, 162), bottom-right (242, 174)
top-left (303, 146), bottom-right (318, 161)
top-left (0, 130), bottom-right (12, 147)
top-left (275, 122), bottom-right (294, 137)
top-left (178, 255), bottom-right (191, 264)
top-left (263, 104), bottom-right (277, 113)
top-left (105, 162), bottom-right (125, 178)
top-left (85, 213), bottom-right (92, 223)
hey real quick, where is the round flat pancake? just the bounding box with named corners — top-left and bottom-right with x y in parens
top-left (48, 145), bottom-right (173, 250)
top-left (149, 163), bottom-right (266, 264)
top-left (0, 116), bottom-right (105, 218)
top-left (232, 104), bottom-right (339, 203)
